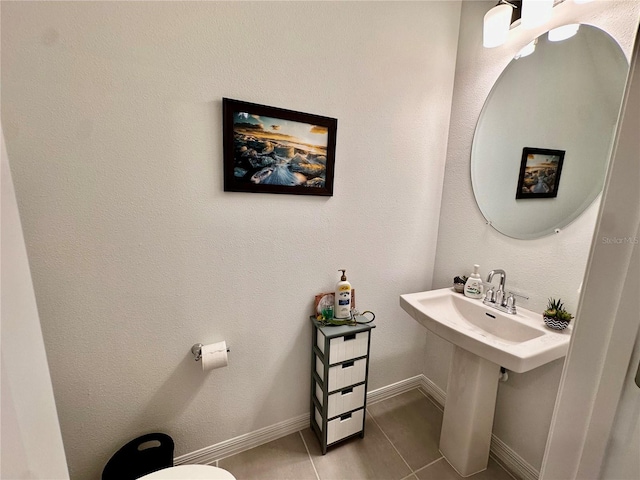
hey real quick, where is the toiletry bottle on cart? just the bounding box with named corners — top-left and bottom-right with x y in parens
top-left (464, 264), bottom-right (484, 299)
top-left (334, 269), bottom-right (352, 319)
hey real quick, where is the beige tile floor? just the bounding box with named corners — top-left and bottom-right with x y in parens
top-left (218, 389), bottom-right (517, 480)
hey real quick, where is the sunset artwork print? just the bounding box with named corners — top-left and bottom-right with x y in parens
top-left (223, 99), bottom-right (337, 196)
top-left (516, 147), bottom-right (566, 199)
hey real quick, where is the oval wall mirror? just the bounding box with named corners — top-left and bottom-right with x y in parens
top-left (471, 24), bottom-right (628, 239)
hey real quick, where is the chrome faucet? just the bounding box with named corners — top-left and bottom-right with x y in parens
top-left (483, 269), bottom-right (517, 314)
top-left (485, 269), bottom-right (506, 304)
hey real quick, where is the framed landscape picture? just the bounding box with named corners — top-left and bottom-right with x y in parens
top-left (223, 98), bottom-right (337, 196)
top-left (516, 147), bottom-right (566, 199)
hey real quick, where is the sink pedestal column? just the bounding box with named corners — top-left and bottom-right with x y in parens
top-left (439, 346), bottom-right (500, 477)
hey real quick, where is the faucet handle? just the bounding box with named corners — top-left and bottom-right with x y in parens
top-left (495, 288), bottom-right (505, 306)
top-left (506, 291), bottom-right (528, 314)
top-left (505, 293), bottom-right (517, 314)
top-left (484, 286), bottom-right (495, 303)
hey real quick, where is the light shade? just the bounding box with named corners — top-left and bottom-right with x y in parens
top-left (548, 24), bottom-right (580, 42)
top-left (483, 3), bottom-right (513, 48)
top-left (573, 0), bottom-right (594, 3)
top-left (521, 0), bottom-right (554, 29)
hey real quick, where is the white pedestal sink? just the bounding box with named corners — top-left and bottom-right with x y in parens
top-left (400, 288), bottom-right (571, 477)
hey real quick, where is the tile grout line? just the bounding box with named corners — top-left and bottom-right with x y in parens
top-left (416, 388), bottom-right (444, 413)
top-left (367, 411), bottom-right (415, 476)
top-left (399, 473), bottom-right (416, 480)
top-left (489, 453), bottom-right (520, 480)
top-left (393, 389), bottom-right (450, 477)
top-left (298, 430), bottom-right (321, 480)
top-left (412, 456), bottom-right (446, 476)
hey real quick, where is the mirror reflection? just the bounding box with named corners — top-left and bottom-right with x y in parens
top-left (471, 25), bottom-right (628, 239)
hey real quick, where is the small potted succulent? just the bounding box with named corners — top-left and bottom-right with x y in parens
top-left (543, 298), bottom-right (574, 330)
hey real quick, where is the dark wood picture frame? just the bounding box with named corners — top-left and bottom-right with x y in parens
top-left (223, 98), bottom-right (337, 196)
top-left (516, 147), bottom-right (566, 199)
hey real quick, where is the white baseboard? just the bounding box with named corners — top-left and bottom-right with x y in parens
top-left (175, 375), bottom-right (422, 465)
top-left (416, 374), bottom-right (447, 408)
top-left (490, 435), bottom-right (540, 480)
top-left (175, 412), bottom-right (310, 466)
top-left (367, 374), bottom-right (425, 405)
top-left (175, 374), bottom-right (540, 480)
top-left (173, 375), bottom-right (425, 465)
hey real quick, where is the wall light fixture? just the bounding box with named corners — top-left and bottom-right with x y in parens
top-left (521, 0), bottom-right (554, 29)
top-left (483, 0), bottom-right (589, 50)
top-left (483, 1), bottom-right (517, 48)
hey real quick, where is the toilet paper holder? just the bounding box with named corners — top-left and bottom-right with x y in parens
top-left (191, 343), bottom-right (230, 362)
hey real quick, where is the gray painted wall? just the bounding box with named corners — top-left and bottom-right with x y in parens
top-left (5, 1), bottom-right (636, 477)
top-left (1, 2), bottom-right (461, 478)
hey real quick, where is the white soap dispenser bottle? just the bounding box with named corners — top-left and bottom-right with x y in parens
top-left (464, 264), bottom-right (484, 299)
top-left (334, 269), bottom-right (352, 319)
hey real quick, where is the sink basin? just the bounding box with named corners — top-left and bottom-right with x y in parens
top-left (400, 287), bottom-right (571, 373)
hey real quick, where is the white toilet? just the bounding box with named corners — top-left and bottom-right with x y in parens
top-left (138, 464), bottom-right (236, 479)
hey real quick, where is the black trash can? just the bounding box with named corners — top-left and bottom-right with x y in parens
top-left (102, 433), bottom-right (174, 480)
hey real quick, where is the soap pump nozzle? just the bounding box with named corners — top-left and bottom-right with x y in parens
top-left (339, 269), bottom-right (347, 281)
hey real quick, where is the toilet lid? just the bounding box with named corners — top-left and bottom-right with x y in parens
top-left (137, 464), bottom-right (236, 480)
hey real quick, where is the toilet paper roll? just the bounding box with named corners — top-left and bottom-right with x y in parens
top-left (201, 341), bottom-right (228, 371)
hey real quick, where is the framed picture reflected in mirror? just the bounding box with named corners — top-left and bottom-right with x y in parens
top-left (516, 147), bottom-right (566, 199)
